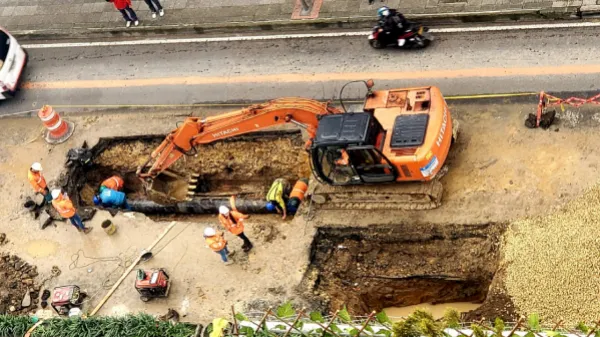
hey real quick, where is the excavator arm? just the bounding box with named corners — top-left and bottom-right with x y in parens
top-left (137, 97), bottom-right (341, 180)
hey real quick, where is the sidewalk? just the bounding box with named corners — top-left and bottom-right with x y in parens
top-left (0, 0), bottom-right (592, 38)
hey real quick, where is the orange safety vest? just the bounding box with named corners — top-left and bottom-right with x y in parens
top-left (101, 176), bottom-right (124, 191)
top-left (52, 195), bottom-right (76, 218)
top-left (205, 234), bottom-right (227, 252)
top-left (28, 170), bottom-right (47, 193)
top-left (218, 211), bottom-right (248, 236)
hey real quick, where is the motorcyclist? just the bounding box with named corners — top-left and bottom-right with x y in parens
top-left (377, 6), bottom-right (410, 43)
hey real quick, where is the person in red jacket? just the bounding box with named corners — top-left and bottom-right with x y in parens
top-left (107, 0), bottom-right (139, 27)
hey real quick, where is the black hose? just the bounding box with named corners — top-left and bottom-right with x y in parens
top-left (130, 198), bottom-right (269, 214)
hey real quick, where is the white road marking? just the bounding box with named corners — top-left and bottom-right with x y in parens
top-left (20, 21), bottom-right (600, 49)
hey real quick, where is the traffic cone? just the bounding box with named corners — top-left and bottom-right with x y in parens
top-left (38, 105), bottom-right (75, 144)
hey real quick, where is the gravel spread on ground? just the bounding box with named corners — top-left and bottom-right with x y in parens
top-left (504, 184), bottom-right (600, 324)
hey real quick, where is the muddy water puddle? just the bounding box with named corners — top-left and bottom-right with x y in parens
top-left (24, 239), bottom-right (60, 258)
top-left (385, 302), bottom-right (482, 320)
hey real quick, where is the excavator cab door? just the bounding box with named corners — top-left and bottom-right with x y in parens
top-left (346, 146), bottom-right (396, 183)
top-left (311, 145), bottom-right (396, 185)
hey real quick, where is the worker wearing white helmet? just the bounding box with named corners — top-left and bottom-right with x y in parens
top-left (204, 226), bottom-right (234, 265)
top-left (51, 189), bottom-right (92, 234)
top-left (218, 205), bottom-right (253, 253)
top-left (28, 162), bottom-right (52, 202)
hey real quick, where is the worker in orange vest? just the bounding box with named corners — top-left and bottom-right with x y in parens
top-left (203, 227), bottom-right (233, 265)
top-left (218, 205), bottom-right (253, 252)
top-left (51, 189), bottom-right (92, 234)
top-left (28, 162), bottom-right (52, 203)
top-left (100, 175), bottom-right (124, 192)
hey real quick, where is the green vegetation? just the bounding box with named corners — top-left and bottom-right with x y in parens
top-left (0, 314), bottom-right (195, 337)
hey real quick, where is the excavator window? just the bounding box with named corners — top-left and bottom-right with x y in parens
top-left (346, 147), bottom-right (396, 183)
top-left (313, 146), bottom-right (360, 185)
top-left (311, 145), bottom-right (396, 185)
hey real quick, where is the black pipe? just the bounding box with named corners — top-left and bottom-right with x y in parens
top-left (129, 198), bottom-right (269, 215)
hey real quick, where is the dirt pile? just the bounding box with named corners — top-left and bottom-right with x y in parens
top-left (94, 131), bottom-right (310, 181)
top-left (82, 131), bottom-right (311, 204)
top-left (504, 182), bottom-right (600, 324)
top-left (305, 223), bottom-right (505, 315)
top-left (0, 253), bottom-right (39, 314)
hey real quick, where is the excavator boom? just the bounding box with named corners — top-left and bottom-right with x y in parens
top-left (137, 98), bottom-right (340, 179)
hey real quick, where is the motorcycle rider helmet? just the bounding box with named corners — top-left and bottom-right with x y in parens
top-left (377, 6), bottom-right (390, 18)
top-left (266, 201), bottom-right (276, 212)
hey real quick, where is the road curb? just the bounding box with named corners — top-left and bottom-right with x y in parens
top-left (12, 7), bottom-right (581, 41)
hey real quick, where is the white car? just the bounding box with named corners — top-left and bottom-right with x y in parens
top-left (0, 27), bottom-right (27, 100)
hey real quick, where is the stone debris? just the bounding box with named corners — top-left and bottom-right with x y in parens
top-left (504, 183), bottom-right (600, 324)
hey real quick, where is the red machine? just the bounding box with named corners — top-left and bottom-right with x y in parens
top-left (51, 285), bottom-right (84, 315)
top-left (135, 269), bottom-right (170, 302)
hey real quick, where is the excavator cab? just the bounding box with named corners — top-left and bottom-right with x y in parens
top-left (310, 112), bottom-right (397, 185)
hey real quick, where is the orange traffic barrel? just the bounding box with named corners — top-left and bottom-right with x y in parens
top-left (290, 178), bottom-right (309, 202)
top-left (38, 105), bottom-right (75, 144)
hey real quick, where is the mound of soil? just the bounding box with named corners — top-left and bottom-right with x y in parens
top-left (94, 131), bottom-right (311, 182)
top-left (0, 253), bottom-right (39, 314)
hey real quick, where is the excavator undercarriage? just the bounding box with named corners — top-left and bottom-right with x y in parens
top-left (309, 179), bottom-right (444, 211)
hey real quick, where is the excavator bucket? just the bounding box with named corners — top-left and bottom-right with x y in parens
top-left (145, 170), bottom-right (189, 204)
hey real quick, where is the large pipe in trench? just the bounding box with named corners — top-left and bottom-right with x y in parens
top-left (129, 198), bottom-right (269, 214)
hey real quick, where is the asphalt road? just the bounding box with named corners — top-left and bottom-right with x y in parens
top-left (3, 25), bottom-right (600, 115)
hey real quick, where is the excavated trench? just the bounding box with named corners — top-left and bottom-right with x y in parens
top-left (304, 223), bottom-right (506, 316)
top-left (61, 130), bottom-right (311, 213)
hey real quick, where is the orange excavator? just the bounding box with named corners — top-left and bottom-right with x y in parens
top-left (137, 80), bottom-right (458, 210)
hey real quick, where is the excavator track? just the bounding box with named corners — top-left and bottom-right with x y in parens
top-left (309, 179), bottom-right (443, 211)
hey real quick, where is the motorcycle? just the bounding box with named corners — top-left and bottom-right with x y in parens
top-left (368, 23), bottom-right (433, 50)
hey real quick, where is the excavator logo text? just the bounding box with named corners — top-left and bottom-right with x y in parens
top-left (212, 127), bottom-right (240, 139)
top-left (436, 106), bottom-right (448, 148)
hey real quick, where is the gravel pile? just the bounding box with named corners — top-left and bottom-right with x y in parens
top-left (504, 184), bottom-right (600, 324)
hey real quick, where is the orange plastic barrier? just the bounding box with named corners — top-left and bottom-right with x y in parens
top-left (536, 91), bottom-right (600, 127)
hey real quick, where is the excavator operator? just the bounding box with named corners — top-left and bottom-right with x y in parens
top-left (377, 6), bottom-right (409, 42)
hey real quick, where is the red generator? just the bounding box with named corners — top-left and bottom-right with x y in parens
top-left (51, 285), bottom-right (84, 315)
top-left (135, 269), bottom-right (170, 302)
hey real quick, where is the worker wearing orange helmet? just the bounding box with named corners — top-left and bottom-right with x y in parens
top-left (51, 189), bottom-right (92, 234)
top-left (204, 227), bottom-right (234, 265)
top-left (100, 175), bottom-right (124, 192)
top-left (28, 162), bottom-right (52, 203)
top-left (218, 206), bottom-right (253, 252)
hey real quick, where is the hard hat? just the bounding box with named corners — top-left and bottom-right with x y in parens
top-left (51, 189), bottom-right (61, 200)
top-left (31, 162), bottom-right (43, 171)
top-left (204, 227), bottom-right (216, 237)
top-left (219, 205), bottom-right (230, 215)
top-left (377, 6), bottom-right (389, 17)
top-left (93, 195), bottom-right (101, 205)
top-left (266, 201), bottom-right (276, 212)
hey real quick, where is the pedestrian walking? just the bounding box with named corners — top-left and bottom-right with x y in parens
top-left (100, 175), bottom-right (124, 191)
top-left (218, 206), bottom-right (253, 252)
top-left (204, 227), bottom-right (234, 265)
top-left (51, 189), bottom-right (92, 234)
top-left (266, 178), bottom-right (291, 220)
top-left (107, 0), bottom-right (139, 27)
top-left (144, 0), bottom-right (164, 18)
top-left (28, 162), bottom-right (52, 203)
